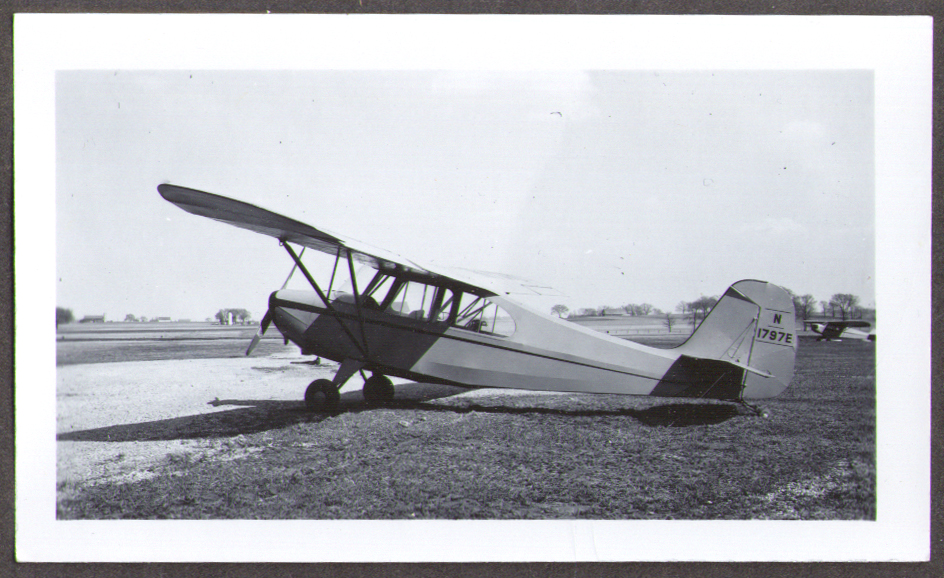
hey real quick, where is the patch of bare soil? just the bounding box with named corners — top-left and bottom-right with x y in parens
top-left (56, 351), bottom-right (338, 487)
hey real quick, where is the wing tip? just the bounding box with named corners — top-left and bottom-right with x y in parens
top-left (157, 183), bottom-right (190, 202)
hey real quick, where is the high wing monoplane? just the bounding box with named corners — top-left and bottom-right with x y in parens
top-left (160, 184), bottom-right (797, 413)
top-left (807, 320), bottom-right (875, 342)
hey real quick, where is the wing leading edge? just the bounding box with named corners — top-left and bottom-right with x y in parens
top-left (158, 184), bottom-right (555, 297)
top-left (159, 183), bottom-right (433, 275)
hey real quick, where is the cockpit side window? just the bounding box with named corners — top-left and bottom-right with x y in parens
top-left (377, 278), bottom-right (454, 324)
top-left (429, 287), bottom-right (455, 322)
top-left (365, 273), bottom-right (395, 302)
top-left (452, 292), bottom-right (515, 337)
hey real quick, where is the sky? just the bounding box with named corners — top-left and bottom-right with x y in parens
top-left (56, 69), bottom-right (874, 322)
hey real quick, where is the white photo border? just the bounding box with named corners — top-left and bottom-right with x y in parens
top-left (14, 13), bottom-right (932, 562)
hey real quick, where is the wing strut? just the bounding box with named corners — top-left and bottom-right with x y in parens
top-left (326, 245), bottom-right (342, 298)
top-left (345, 250), bottom-right (371, 360)
top-left (281, 241), bottom-right (369, 360)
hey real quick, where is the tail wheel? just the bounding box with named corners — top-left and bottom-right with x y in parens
top-left (363, 375), bottom-right (395, 406)
top-left (305, 378), bottom-right (340, 412)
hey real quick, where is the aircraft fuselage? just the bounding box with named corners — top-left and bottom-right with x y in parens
top-left (270, 279), bottom-right (795, 402)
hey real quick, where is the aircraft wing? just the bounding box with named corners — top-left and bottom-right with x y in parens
top-left (159, 184), bottom-right (558, 297)
top-left (159, 184), bottom-right (433, 276)
top-left (431, 266), bottom-right (566, 297)
top-left (816, 320), bottom-right (872, 339)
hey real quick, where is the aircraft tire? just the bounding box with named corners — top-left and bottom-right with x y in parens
top-left (305, 379), bottom-right (340, 412)
top-left (363, 375), bottom-right (395, 406)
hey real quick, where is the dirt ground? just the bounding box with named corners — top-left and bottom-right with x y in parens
top-left (53, 335), bottom-right (878, 524)
top-left (57, 351), bottom-right (333, 486)
top-left (56, 350), bottom-right (528, 488)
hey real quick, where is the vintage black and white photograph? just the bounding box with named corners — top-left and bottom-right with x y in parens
top-left (15, 14), bottom-right (930, 562)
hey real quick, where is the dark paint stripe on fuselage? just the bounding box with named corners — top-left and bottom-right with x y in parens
top-left (271, 296), bottom-right (672, 386)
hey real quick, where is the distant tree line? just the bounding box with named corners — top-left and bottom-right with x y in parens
top-left (551, 304), bottom-right (569, 318)
top-left (123, 314), bottom-right (144, 322)
top-left (122, 314), bottom-right (181, 322)
top-left (791, 291), bottom-right (871, 322)
top-left (552, 288), bottom-right (873, 326)
top-left (561, 303), bottom-right (665, 319)
top-left (675, 296), bottom-right (719, 328)
top-left (57, 307), bottom-right (258, 325)
top-left (623, 303), bottom-right (656, 316)
top-left (56, 307), bottom-right (74, 327)
top-left (777, 289), bottom-right (872, 322)
top-left (215, 308), bottom-right (253, 325)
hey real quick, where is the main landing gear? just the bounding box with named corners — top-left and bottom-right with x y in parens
top-left (303, 359), bottom-right (396, 412)
top-left (362, 374), bottom-right (395, 406)
top-left (304, 379), bottom-right (339, 411)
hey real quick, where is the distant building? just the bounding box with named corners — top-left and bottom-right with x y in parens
top-left (79, 315), bottom-right (105, 323)
top-left (155, 317), bottom-right (172, 322)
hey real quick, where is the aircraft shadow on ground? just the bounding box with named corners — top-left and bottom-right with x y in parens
top-left (57, 382), bottom-right (742, 443)
top-left (57, 399), bottom-right (320, 442)
top-left (407, 400), bottom-right (742, 427)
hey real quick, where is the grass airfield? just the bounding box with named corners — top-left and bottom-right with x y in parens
top-left (56, 322), bottom-right (875, 520)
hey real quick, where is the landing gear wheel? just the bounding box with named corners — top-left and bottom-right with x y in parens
top-left (305, 378), bottom-right (340, 412)
top-left (362, 375), bottom-right (395, 406)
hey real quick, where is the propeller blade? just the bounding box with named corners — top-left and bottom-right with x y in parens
top-left (260, 309), bottom-right (273, 334)
top-left (245, 333), bottom-right (263, 356)
top-left (245, 309), bottom-right (274, 356)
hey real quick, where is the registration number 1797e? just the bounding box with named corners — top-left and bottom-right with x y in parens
top-left (755, 311), bottom-right (795, 346)
top-left (757, 327), bottom-right (792, 344)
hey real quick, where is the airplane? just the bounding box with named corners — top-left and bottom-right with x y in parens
top-left (807, 320), bottom-right (875, 342)
top-left (159, 184), bottom-right (797, 414)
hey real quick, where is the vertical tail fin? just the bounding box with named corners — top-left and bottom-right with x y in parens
top-left (677, 280), bottom-right (797, 400)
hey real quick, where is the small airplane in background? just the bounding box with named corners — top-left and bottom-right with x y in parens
top-left (807, 320), bottom-right (875, 342)
top-left (159, 184), bottom-right (797, 414)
